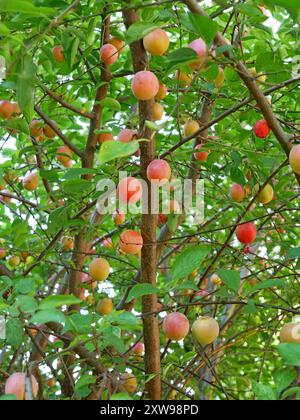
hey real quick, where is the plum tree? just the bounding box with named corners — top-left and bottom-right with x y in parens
top-left (119, 230), bottom-right (143, 255)
top-left (100, 44), bottom-right (118, 65)
top-left (97, 132), bottom-right (114, 144)
top-left (192, 317), bottom-right (220, 345)
top-left (236, 222), bottom-right (257, 245)
top-left (97, 298), bottom-right (113, 315)
top-left (22, 172), bottom-right (39, 192)
top-left (147, 159), bottom-right (171, 182)
top-left (8, 255), bottom-right (20, 268)
top-left (230, 183), bottom-right (246, 203)
top-left (143, 28), bottom-right (170, 56)
top-left (117, 177), bottom-right (142, 204)
top-left (61, 236), bottom-right (74, 252)
top-left (109, 37), bottom-right (125, 55)
top-left (131, 70), bottom-right (159, 100)
top-left (30, 119), bottom-right (44, 141)
top-left (52, 45), bottom-right (64, 63)
top-left (280, 322), bottom-right (300, 344)
top-left (5, 373), bottom-right (38, 400)
top-left (289, 144), bottom-right (300, 174)
top-left (163, 312), bottom-right (189, 341)
top-left (89, 258), bottom-right (110, 282)
top-left (43, 123), bottom-right (56, 139)
top-left (253, 119), bottom-right (270, 138)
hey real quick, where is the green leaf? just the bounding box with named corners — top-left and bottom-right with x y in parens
top-left (39, 295), bottom-right (81, 310)
top-left (6, 318), bottom-right (23, 349)
top-left (99, 97), bottom-right (121, 111)
top-left (111, 393), bottom-right (132, 400)
top-left (16, 56), bottom-right (36, 123)
top-left (171, 245), bottom-right (210, 282)
top-left (165, 48), bottom-right (198, 72)
top-left (15, 295), bottom-right (38, 314)
top-left (14, 278), bottom-right (36, 294)
top-left (263, 0), bottom-right (300, 18)
top-left (0, 0), bottom-right (56, 16)
top-left (183, 13), bottom-right (219, 44)
top-left (251, 279), bottom-right (286, 292)
top-left (281, 386), bottom-right (300, 400)
top-left (125, 22), bottom-right (161, 44)
top-left (98, 140), bottom-right (140, 165)
top-left (61, 179), bottom-right (92, 195)
top-left (278, 343), bottom-right (300, 367)
top-left (63, 168), bottom-right (95, 180)
top-left (0, 22), bottom-right (10, 35)
top-left (126, 283), bottom-right (159, 303)
top-left (70, 37), bottom-right (80, 68)
top-left (217, 270), bottom-right (240, 293)
top-left (5, 118), bottom-right (29, 135)
top-left (286, 247), bottom-right (300, 259)
top-left (252, 381), bottom-right (277, 400)
top-left (274, 367), bottom-right (297, 394)
top-left (0, 395), bottom-right (17, 400)
top-left (30, 309), bottom-right (66, 325)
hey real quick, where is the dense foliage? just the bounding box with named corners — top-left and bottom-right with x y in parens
top-left (0, 0), bottom-right (299, 401)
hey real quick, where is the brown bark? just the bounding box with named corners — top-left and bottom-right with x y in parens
top-left (123, 8), bottom-right (161, 400)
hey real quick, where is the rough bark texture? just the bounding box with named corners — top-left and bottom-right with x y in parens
top-left (123, 8), bottom-right (161, 400)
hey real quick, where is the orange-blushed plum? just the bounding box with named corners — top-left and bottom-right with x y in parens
top-left (194, 144), bottom-right (209, 162)
top-left (98, 132), bottom-right (114, 144)
top-left (192, 317), bottom-right (219, 345)
top-left (56, 146), bottom-right (72, 165)
top-left (52, 45), bottom-right (64, 63)
top-left (176, 70), bottom-right (192, 87)
top-left (133, 342), bottom-right (144, 356)
top-left (147, 159), bottom-right (171, 182)
top-left (30, 119), bottom-right (44, 141)
top-left (0, 100), bottom-right (14, 119)
top-left (117, 177), bottom-right (142, 204)
top-left (119, 230), bottom-right (143, 255)
top-left (254, 183), bottom-right (274, 204)
top-left (61, 236), bottom-right (74, 252)
top-left (117, 129), bottom-right (137, 143)
top-left (0, 190), bottom-right (12, 204)
top-left (102, 237), bottom-right (113, 250)
top-left (120, 373), bottom-right (137, 394)
top-left (109, 37), bottom-right (125, 54)
top-left (236, 222), bottom-right (257, 245)
top-left (43, 123), bottom-right (56, 139)
top-left (230, 183), bottom-right (246, 203)
top-left (12, 102), bottom-right (21, 116)
top-left (0, 248), bottom-right (6, 259)
top-left (155, 82), bottom-right (168, 101)
top-left (253, 119), bottom-right (270, 139)
top-left (8, 255), bottom-right (20, 268)
top-left (100, 43), bottom-right (118, 65)
top-left (289, 144), bottom-right (300, 175)
top-left (188, 38), bottom-right (207, 68)
top-left (97, 298), bottom-right (113, 315)
top-left (113, 209), bottom-right (125, 226)
top-left (184, 120), bottom-right (200, 137)
top-left (5, 373), bottom-right (38, 400)
top-left (163, 312), bottom-right (189, 341)
top-left (153, 102), bottom-right (164, 121)
top-left (143, 28), bottom-right (170, 56)
top-left (280, 323), bottom-right (300, 344)
top-left (89, 258), bottom-right (110, 282)
top-left (23, 172), bottom-right (39, 192)
top-left (131, 70), bottom-right (159, 101)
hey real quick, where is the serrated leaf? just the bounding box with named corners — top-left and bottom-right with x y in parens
top-left (6, 318), bottom-right (23, 349)
top-left (98, 140), bottom-right (140, 164)
top-left (126, 283), bottom-right (159, 303)
top-left (217, 270), bottom-right (240, 293)
top-left (274, 367), bottom-right (297, 394)
top-left (252, 381), bottom-right (277, 400)
top-left (171, 245), bottom-right (210, 282)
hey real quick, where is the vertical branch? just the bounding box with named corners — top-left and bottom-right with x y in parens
top-left (123, 8), bottom-right (161, 400)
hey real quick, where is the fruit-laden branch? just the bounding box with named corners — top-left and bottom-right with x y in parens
top-left (123, 7), bottom-right (161, 400)
top-left (34, 105), bottom-right (83, 158)
top-left (182, 0), bottom-right (300, 186)
top-left (37, 83), bottom-right (94, 120)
